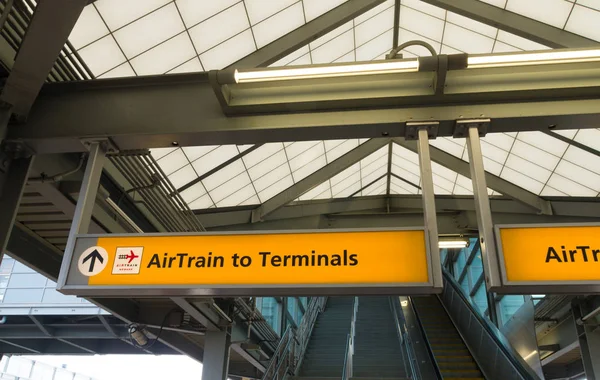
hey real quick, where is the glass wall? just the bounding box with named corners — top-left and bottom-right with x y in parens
top-left (255, 297), bottom-right (310, 336)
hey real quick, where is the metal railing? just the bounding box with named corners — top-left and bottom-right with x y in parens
top-left (261, 297), bottom-right (327, 380)
top-left (342, 297), bottom-right (359, 380)
top-left (390, 297), bottom-right (421, 380)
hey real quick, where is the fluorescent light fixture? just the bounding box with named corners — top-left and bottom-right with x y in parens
top-left (234, 59), bottom-right (419, 83)
top-left (468, 49), bottom-right (600, 69)
top-left (439, 240), bottom-right (469, 249)
top-left (523, 350), bottom-right (538, 361)
top-left (401, 300), bottom-right (408, 307)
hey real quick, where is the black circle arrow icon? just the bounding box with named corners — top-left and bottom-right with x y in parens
top-left (82, 249), bottom-right (104, 272)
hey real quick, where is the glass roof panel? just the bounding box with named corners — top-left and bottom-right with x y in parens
top-left (245, 0), bottom-right (297, 25)
top-left (505, 0), bottom-right (572, 29)
top-left (188, 3), bottom-right (250, 54)
top-left (175, 0), bottom-right (239, 27)
top-left (98, 62), bottom-right (135, 79)
top-left (95, 0), bottom-right (172, 31)
top-left (253, 3), bottom-right (305, 48)
top-left (78, 35), bottom-right (126, 76)
top-left (130, 33), bottom-right (196, 75)
top-left (68, 6), bottom-right (109, 50)
top-left (303, 0), bottom-right (347, 22)
top-left (565, 4), bottom-right (600, 41)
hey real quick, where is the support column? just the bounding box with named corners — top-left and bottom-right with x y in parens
top-left (202, 330), bottom-right (231, 380)
top-left (417, 128), bottom-right (442, 290)
top-left (0, 154), bottom-right (34, 261)
top-left (57, 142), bottom-right (106, 288)
top-left (464, 123), bottom-right (503, 296)
top-left (573, 298), bottom-right (600, 379)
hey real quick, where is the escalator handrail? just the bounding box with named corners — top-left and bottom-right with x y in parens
top-left (389, 297), bottom-right (421, 380)
top-left (442, 270), bottom-right (542, 380)
top-left (409, 298), bottom-right (444, 380)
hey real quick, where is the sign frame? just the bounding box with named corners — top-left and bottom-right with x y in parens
top-left (495, 222), bottom-right (600, 294)
top-left (57, 227), bottom-right (441, 297)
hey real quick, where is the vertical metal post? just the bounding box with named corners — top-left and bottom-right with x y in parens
top-left (0, 155), bottom-right (34, 266)
top-left (573, 298), bottom-right (600, 379)
top-left (417, 128), bottom-right (442, 290)
top-left (202, 330), bottom-right (231, 380)
top-left (465, 126), bottom-right (502, 291)
top-left (57, 142), bottom-right (106, 289)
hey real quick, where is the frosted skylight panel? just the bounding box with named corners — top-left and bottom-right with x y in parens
top-left (285, 141), bottom-right (321, 160)
top-left (303, 0), bottom-right (346, 22)
top-left (573, 129), bottom-right (600, 151)
top-left (554, 160), bottom-right (600, 192)
top-left (496, 31), bottom-right (549, 51)
top-left (312, 30), bottom-right (354, 63)
top-left (401, 0), bottom-right (446, 18)
top-left (397, 29), bottom-right (441, 55)
top-left (270, 46), bottom-right (310, 67)
top-left (331, 166), bottom-right (362, 197)
top-left (482, 133), bottom-right (515, 152)
top-left (210, 172), bottom-right (253, 204)
top-left (577, 0), bottom-right (600, 11)
top-left (431, 162), bottom-right (458, 184)
top-left (202, 160), bottom-right (246, 191)
top-left (363, 146), bottom-right (389, 168)
top-left (175, 0), bottom-right (239, 27)
top-left (200, 30), bottom-right (256, 70)
top-left (499, 167), bottom-right (545, 194)
top-left (130, 33), bottom-right (196, 75)
top-left (68, 6), bottom-right (108, 49)
top-left (299, 181), bottom-right (332, 200)
top-left (182, 146), bottom-right (220, 161)
top-left (326, 139), bottom-right (360, 162)
top-left (333, 52), bottom-right (355, 63)
top-left (188, 3), bottom-right (249, 54)
top-left (156, 148), bottom-right (188, 175)
top-left (180, 182), bottom-right (208, 204)
top-left (562, 146), bottom-right (600, 176)
top-left (188, 194), bottom-right (214, 209)
top-left (510, 140), bottom-right (560, 171)
top-left (95, 0), bottom-right (171, 30)
top-left (168, 165), bottom-right (197, 189)
top-left (545, 173), bottom-right (598, 196)
top-left (357, 29), bottom-right (394, 61)
top-left (98, 63), bottom-right (135, 79)
top-left (114, 3), bottom-right (185, 58)
top-left (390, 176), bottom-right (418, 194)
top-left (361, 177), bottom-right (388, 196)
top-left (493, 41), bottom-right (520, 53)
top-left (517, 132), bottom-right (569, 157)
top-left (565, 5), bottom-right (600, 41)
top-left (245, 0), bottom-right (297, 24)
top-left (443, 23), bottom-right (494, 53)
top-left (432, 173), bottom-right (455, 193)
top-left (446, 12), bottom-right (497, 38)
top-left (253, 3), bottom-right (304, 48)
top-left (293, 154), bottom-right (328, 182)
top-left (191, 145), bottom-right (239, 177)
top-left (252, 161), bottom-right (290, 192)
top-left (355, 6), bottom-right (394, 46)
top-left (400, 6), bottom-right (444, 42)
top-left (540, 186), bottom-right (568, 197)
top-left (506, 0), bottom-right (572, 28)
top-left (150, 148), bottom-right (177, 160)
top-left (168, 58), bottom-right (204, 73)
top-left (78, 35), bottom-right (126, 76)
top-left (218, 183), bottom-right (257, 207)
top-left (503, 154), bottom-right (552, 184)
top-left (430, 137), bottom-right (465, 158)
top-left (244, 143), bottom-right (285, 170)
top-left (553, 129), bottom-right (578, 139)
top-left (362, 160), bottom-right (388, 185)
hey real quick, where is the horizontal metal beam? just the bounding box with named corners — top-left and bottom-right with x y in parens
top-left (252, 138), bottom-right (389, 221)
top-left (229, 0), bottom-right (384, 68)
top-left (420, 0), bottom-right (598, 49)
top-left (9, 70), bottom-right (600, 153)
top-left (195, 195), bottom-right (600, 228)
top-left (393, 138), bottom-right (553, 214)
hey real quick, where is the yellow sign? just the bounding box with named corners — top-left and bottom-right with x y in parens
top-left (61, 229), bottom-right (432, 296)
top-left (497, 225), bottom-right (600, 283)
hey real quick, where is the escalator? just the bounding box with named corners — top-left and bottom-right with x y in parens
top-left (412, 296), bottom-right (484, 379)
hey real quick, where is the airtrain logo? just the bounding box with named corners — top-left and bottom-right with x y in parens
top-left (112, 247), bottom-right (144, 275)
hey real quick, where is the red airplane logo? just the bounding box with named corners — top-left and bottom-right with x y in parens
top-left (125, 250), bottom-right (139, 263)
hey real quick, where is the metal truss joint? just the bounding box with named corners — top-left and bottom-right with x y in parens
top-left (1, 139), bottom-right (35, 159)
top-left (454, 119), bottom-right (490, 138)
top-left (405, 121), bottom-right (439, 141)
top-left (80, 137), bottom-right (118, 153)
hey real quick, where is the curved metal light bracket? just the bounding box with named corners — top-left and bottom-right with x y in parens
top-left (386, 40), bottom-right (438, 59)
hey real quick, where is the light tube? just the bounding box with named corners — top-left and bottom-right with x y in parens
top-left (439, 240), bottom-right (469, 249)
top-left (468, 49), bottom-right (600, 69)
top-left (234, 59), bottom-right (419, 83)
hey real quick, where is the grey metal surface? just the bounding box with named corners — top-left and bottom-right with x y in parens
top-left (466, 126), bottom-right (503, 291)
top-left (0, 0), bottom-right (86, 115)
top-left (251, 138), bottom-right (390, 221)
top-left (500, 297), bottom-right (544, 378)
top-left (58, 142), bottom-right (106, 289)
top-left (401, 297), bottom-right (439, 380)
top-left (228, 0), bottom-right (385, 68)
top-left (393, 138), bottom-right (552, 215)
top-left (9, 68), bottom-right (600, 153)
top-left (202, 330), bottom-right (231, 380)
top-left (417, 129), bottom-right (442, 290)
top-left (420, 0), bottom-right (599, 48)
top-left (572, 298), bottom-right (600, 379)
top-left (439, 272), bottom-right (541, 380)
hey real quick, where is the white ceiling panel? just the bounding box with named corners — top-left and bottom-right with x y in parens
top-left (168, 165), bottom-right (197, 189)
top-left (500, 167), bottom-right (545, 194)
top-left (554, 160), bottom-right (600, 192)
top-left (285, 141), bottom-right (321, 160)
top-left (573, 129), bottom-right (600, 151)
top-left (443, 23), bottom-right (494, 53)
top-left (496, 30), bottom-right (549, 51)
top-left (175, 0), bottom-right (239, 27)
top-left (506, 0), bottom-right (572, 28)
top-left (293, 155), bottom-right (328, 181)
top-left (167, 58), bottom-right (203, 73)
top-left (289, 143), bottom-right (325, 172)
top-left (447, 12), bottom-right (497, 38)
top-left (199, 29), bottom-right (256, 69)
top-left (156, 148), bottom-right (188, 175)
top-left (299, 180), bottom-right (332, 200)
top-left (430, 137), bottom-right (465, 158)
top-left (356, 29), bottom-right (394, 61)
top-left (211, 172), bottom-right (252, 203)
top-left (312, 30), bottom-right (354, 63)
top-left (482, 133), bottom-right (515, 151)
top-left (188, 3), bottom-right (250, 54)
top-left (245, 0), bottom-right (298, 25)
top-left (114, 3), bottom-right (185, 58)
top-left (95, 0), bottom-right (172, 30)
top-left (565, 5), bottom-right (600, 41)
top-left (562, 146), bottom-right (600, 175)
top-left (510, 140), bottom-right (560, 171)
top-left (303, 0), bottom-right (346, 22)
top-left (400, 6), bottom-right (445, 42)
top-left (252, 161), bottom-right (290, 192)
top-left (180, 182), bottom-right (208, 204)
top-left (355, 6), bottom-right (394, 46)
top-left (130, 33), bottom-right (196, 75)
top-left (78, 35), bottom-right (126, 76)
top-left (97, 62), bottom-right (135, 78)
top-left (540, 185), bottom-right (568, 197)
top-left (253, 2), bottom-right (304, 48)
top-left (517, 131), bottom-right (569, 157)
top-left (191, 145), bottom-right (239, 177)
top-left (69, 6), bottom-right (109, 50)
top-left (356, 0), bottom-right (394, 24)
top-left (203, 160), bottom-right (246, 191)
top-left (248, 151), bottom-right (289, 181)
top-left (217, 183), bottom-right (257, 207)
top-left (503, 154), bottom-right (552, 183)
top-left (493, 41), bottom-right (520, 53)
top-left (182, 146), bottom-right (220, 161)
top-left (392, 163), bottom-right (420, 186)
top-left (401, 0), bottom-right (446, 18)
top-left (327, 139), bottom-right (360, 161)
top-left (577, 0), bottom-right (600, 11)
top-left (270, 45), bottom-right (310, 67)
top-left (545, 173), bottom-right (598, 196)
top-left (310, 21), bottom-right (354, 50)
top-left (188, 194), bottom-right (214, 209)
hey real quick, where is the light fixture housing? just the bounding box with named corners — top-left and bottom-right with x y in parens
top-left (438, 238), bottom-right (470, 249)
top-left (233, 59), bottom-right (420, 83)
top-left (468, 48), bottom-right (600, 69)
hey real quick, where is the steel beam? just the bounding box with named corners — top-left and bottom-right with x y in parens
top-left (10, 69), bottom-right (600, 153)
top-left (203, 330), bottom-right (231, 380)
top-left (229, 0), bottom-right (384, 68)
top-left (251, 138), bottom-right (389, 221)
top-left (0, 156), bottom-right (34, 262)
top-left (420, 0), bottom-right (598, 49)
top-left (0, 0), bottom-right (86, 115)
top-left (544, 130), bottom-right (600, 158)
top-left (393, 138), bottom-right (553, 215)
